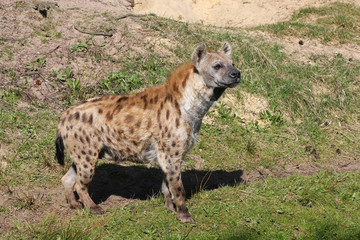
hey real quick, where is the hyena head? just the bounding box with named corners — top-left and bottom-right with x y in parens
top-left (192, 42), bottom-right (241, 88)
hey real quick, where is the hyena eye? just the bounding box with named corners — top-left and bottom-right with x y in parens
top-left (213, 64), bottom-right (222, 70)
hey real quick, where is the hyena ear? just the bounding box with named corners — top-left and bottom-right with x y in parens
top-left (219, 42), bottom-right (232, 57)
top-left (192, 43), bottom-right (208, 68)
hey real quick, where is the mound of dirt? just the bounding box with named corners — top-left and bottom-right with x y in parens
top-left (134, 0), bottom-right (359, 27)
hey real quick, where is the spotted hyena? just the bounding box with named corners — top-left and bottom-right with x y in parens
top-left (55, 42), bottom-right (241, 222)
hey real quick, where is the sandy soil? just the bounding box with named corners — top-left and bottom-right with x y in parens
top-left (134, 0), bottom-right (360, 27)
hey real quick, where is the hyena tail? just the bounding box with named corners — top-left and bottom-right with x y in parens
top-left (55, 134), bottom-right (65, 166)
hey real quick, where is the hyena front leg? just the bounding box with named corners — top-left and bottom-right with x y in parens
top-left (161, 176), bottom-right (176, 212)
top-left (158, 150), bottom-right (194, 223)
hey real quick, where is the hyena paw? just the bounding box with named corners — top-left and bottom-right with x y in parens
top-left (90, 205), bottom-right (105, 214)
top-left (70, 201), bottom-right (82, 209)
top-left (178, 211), bottom-right (194, 223)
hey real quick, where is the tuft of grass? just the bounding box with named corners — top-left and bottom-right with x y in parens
top-left (101, 53), bottom-right (168, 94)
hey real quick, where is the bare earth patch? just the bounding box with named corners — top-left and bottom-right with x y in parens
top-left (134, 0), bottom-right (360, 27)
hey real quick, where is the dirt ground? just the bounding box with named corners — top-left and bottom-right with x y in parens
top-left (1, 0), bottom-right (360, 234)
top-left (134, 0), bottom-right (360, 27)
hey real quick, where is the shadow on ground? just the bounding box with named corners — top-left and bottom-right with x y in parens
top-left (88, 163), bottom-right (243, 204)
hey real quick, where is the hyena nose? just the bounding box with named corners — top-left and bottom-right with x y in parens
top-left (229, 70), bottom-right (241, 79)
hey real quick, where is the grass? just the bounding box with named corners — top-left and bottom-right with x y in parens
top-left (255, 2), bottom-right (360, 44)
top-left (1, 2), bottom-right (360, 239)
top-left (4, 171), bottom-right (360, 239)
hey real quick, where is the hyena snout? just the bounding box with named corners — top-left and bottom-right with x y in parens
top-left (229, 69), bottom-right (241, 80)
top-left (225, 67), bottom-right (241, 87)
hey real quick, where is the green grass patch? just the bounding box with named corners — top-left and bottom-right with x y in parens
top-left (0, 104), bottom-right (59, 189)
top-left (4, 171), bottom-right (360, 239)
top-left (255, 2), bottom-right (360, 44)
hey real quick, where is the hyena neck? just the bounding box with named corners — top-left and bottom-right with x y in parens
top-left (168, 62), bottom-right (225, 133)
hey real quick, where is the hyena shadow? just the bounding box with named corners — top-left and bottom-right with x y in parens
top-left (88, 163), bottom-right (244, 204)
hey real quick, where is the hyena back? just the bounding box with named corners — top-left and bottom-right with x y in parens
top-left (56, 42), bottom-right (241, 222)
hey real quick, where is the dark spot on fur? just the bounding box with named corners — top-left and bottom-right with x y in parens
top-left (165, 126), bottom-right (168, 133)
top-left (167, 133), bottom-right (171, 138)
top-left (90, 169), bottom-right (93, 173)
top-left (101, 126), bottom-right (104, 132)
top-left (106, 112), bottom-right (113, 121)
top-left (86, 136), bottom-right (90, 143)
top-left (117, 96), bottom-right (128, 103)
top-left (157, 109), bottom-right (161, 121)
top-left (169, 177), bottom-right (173, 181)
top-left (68, 114), bottom-right (73, 121)
top-left (169, 171), bottom-right (174, 176)
top-left (60, 118), bottom-right (65, 126)
top-left (78, 155), bottom-right (81, 159)
top-left (175, 151), bottom-right (179, 156)
top-left (177, 187), bottom-right (182, 192)
top-left (89, 150), bottom-right (92, 155)
top-left (173, 83), bottom-right (178, 93)
top-left (141, 95), bottom-right (148, 109)
top-left (165, 94), bottom-right (173, 103)
top-left (132, 140), bottom-right (138, 146)
top-left (74, 132), bottom-right (78, 138)
top-left (166, 110), bottom-right (170, 120)
top-left (174, 100), bottom-right (181, 116)
top-left (172, 141), bottom-right (176, 147)
top-left (98, 108), bottom-right (103, 114)
top-left (88, 114), bottom-right (93, 125)
top-left (135, 120), bottom-right (141, 128)
top-left (83, 164), bottom-right (88, 168)
top-left (176, 193), bottom-right (180, 198)
top-left (175, 166), bottom-right (178, 171)
top-left (176, 176), bottom-right (180, 181)
top-left (74, 112), bottom-right (80, 120)
top-left (175, 118), bottom-right (180, 128)
top-left (81, 150), bottom-right (86, 155)
top-left (80, 137), bottom-right (84, 143)
top-left (129, 127), bottom-right (134, 134)
top-left (154, 96), bottom-right (158, 104)
top-left (160, 102), bottom-right (164, 110)
top-left (147, 119), bottom-right (152, 129)
top-left (82, 113), bottom-right (87, 122)
top-left (125, 115), bottom-right (134, 123)
top-left (106, 137), bottom-right (112, 143)
top-left (113, 104), bottom-right (123, 114)
top-left (86, 156), bottom-right (90, 162)
top-left (182, 72), bottom-right (189, 88)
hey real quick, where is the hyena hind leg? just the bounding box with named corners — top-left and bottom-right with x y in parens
top-left (61, 165), bottom-right (82, 209)
top-left (73, 157), bottom-right (104, 214)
